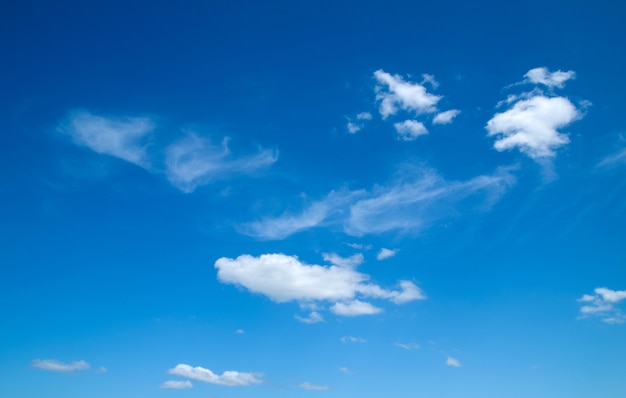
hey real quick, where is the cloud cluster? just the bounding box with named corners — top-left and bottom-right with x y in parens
top-left (167, 364), bottom-right (263, 387)
top-left (487, 67), bottom-right (582, 160)
top-left (242, 166), bottom-right (515, 239)
top-left (31, 359), bottom-right (91, 373)
top-left (215, 253), bottom-right (425, 318)
top-left (578, 287), bottom-right (626, 324)
top-left (346, 112), bottom-right (373, 134)
top-left (60, 111), bottom-right (277, 192)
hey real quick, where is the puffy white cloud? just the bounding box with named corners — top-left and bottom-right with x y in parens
top-left (215, 253), bottom-right (425, 317)
top-left (395, 342), bottom-right (420, 350)
top-left (243, 167), bottom-right (514, 239)
top-left (295, 311), bottom-right (325, 324)
top-left (160, 380), bottom-right (193, 389)
top-left (433, 109), bottom-right (460, 125)
top-left (330, 300), bottom-right (382, 316)
top-left (578, 287), bottom-right (626, 324)
top-left (446, 356), bottom-right (462, 367)
top-left (374, 70), bottom-right (441, 118)
top-left (524, 67), bottom-right (575, 88)
top-left (31, 359), bottom-right (90, 373)
top-left (377, 248), bottom-right (397, 260)
top-left (393, 119), bottom-right (428, 141)
top-left (299, 382), bottom-right (330, 390)
top-left (168, 364), bottom-right (263, 387)
top-left (165, 134), bottom-right (277, 193)
top-left (60, 111), bottom-right (153, 168)
top-left (486, 95), bottom-right (580, 159)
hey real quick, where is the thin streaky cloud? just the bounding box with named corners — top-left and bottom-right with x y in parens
top-left (31, 359), bottom-right (91, 373)
top-left (395, 342), bottom-right (420, 350)
top-left (597, 147), bottom-right (626, 168)
top-left (341, 336), bottom-right (366, 343)
top-left (295, 311), bottom-right (325, 324)
top-left (60, 111), bottom-right (154, 168)
top-left (299, 382), bottom-right (330, 391)
top-left (160, 380), bottom-right (193, 389)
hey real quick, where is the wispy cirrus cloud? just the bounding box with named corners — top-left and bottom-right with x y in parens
top-left (395, 342), bottom-right (420, 350)
top-left (60, 111), bottom-right (154, 168)
top-left (578, 287), bottom-right (626, 324)
top-left (31, 359), bottom-right (91, 373)
top-left (446, 356), bottom-right (462, 367)
top-left (168, 364), bottom-right (263, 386)
top-left (299, 382), bottom-right (330, 391)
top-left (59, 110), bottom-right (277, 193)
top-left (487, 67), bottom-right (582, 160)
top-left (242, 166), bottom-right (515, 239)
top-left (164, 134), bottom-right (277, 193)
top-left (215, 253), bottom-right (425, 318)
top-left (160, 380), bottom-right (193, 389)
top-left (597, 147), bottom-right (626, 168)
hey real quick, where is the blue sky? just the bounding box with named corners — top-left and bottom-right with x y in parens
top-left (1, 0), bottom-right (625, 397)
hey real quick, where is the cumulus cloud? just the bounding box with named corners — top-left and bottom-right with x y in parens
top-left (165, 134), bottom-right (277, 193)
top-left (295, 311), bottom-right (325, 324)
top-left (377, 248), bottom-right (397, 260)
top-left (299, 382), bottom-right (330, 391)
top-left (395, 342), bottom-right (420, 350)
top-left (160, 380), bottom-right (193, 389)
top-left (347, 112), bottom-right (373, 134)
top-left (394, 119), bottom-right (428, 141)
top-left (524, 67), bottom-right (575, 88)
top-left (243, 167), bottom-right (514, 239)
top-left (374, 70), bottom-right (442, 118)
top-left (168, 364), bottom-right (263, 386)
top-left (60, 111), bottom-right (153, 168)
top-left (446, 357), bottom-right (462, 367)
top-left (31, 359), bottom-right (90, 373)
top-left (215, 253), bottom-right (425, 317)
top-left (487, 96), bottom-right (579, 159)
top-left (487, 67), bottom-right (583, 160)
top-left (578, 287), bottom-right (626, 324)
top-left (433, 109), bottom-right (460, 125)
top-left (330, 300), bottom-right (382, 316)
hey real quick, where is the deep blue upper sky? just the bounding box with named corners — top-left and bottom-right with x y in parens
top-left (1, 1), bottom-right (625, 397)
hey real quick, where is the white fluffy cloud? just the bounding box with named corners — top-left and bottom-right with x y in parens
top-left (487, 95), bottom-right (579, 159)
top-left (165, 134), bottom-right (277, 193)
top-left (578, 287), bottom-right (626, 324)
top-left (487, 67), bottom-right (582, 160)
top-left (215, 253), bottom-right (425, 317)
top-left (377, 248), bottom-right (397, 260)
top-left (524, 67), bottom-right (575, 88)
top-left (446, 356), bottom-right (462, 367)
top-left (347, 112), bottom-right (373, 134)
top-left (374, 70), bottom-right (442, 118)
top-left (243, 167), bottom-right (514, 239)
top-left (31, 359), bottom-right (90, 373)
top-left (295, 311), bottom-right (325, 324)
top-left (395, 342), bottom-right (420, 350)
top-left (168, 364), bottom-right (263, 386)
top-left (60, 111), bottom-right (153, 168)
top-left (393, 119), bottom-right (428, 141)
top-left (299, 382), bottom-right (330, 390)
top-left (160, 380), bottom-right (193, 389)
top-left (433, 109), bottom-right (460, 125)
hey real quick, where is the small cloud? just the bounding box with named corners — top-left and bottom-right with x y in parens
top-left (340, 336), bottom-right (366, 344)
top-left (299, 382), bottom-right (330, 391)
top-left (421, 73), bottom-right (439, 89)
top-left (597, 147), bottom-right (626, 169)
top-left (168, 364), bottom-right (263, 386)
top-left (235, 329), bottom-right (245, 334)
top-left (393, 119), bottom-right (428, 141)
top-left (295, 311), bottom-right (325, 324)
top-left (395, 342), bottom-right (420, 350)
top-left (433, 109), bottom-right (460, 125)
top-left (96, 366), bottom-right (108, 373)
top-left (376, 248), bottom-right (397, 261)
top-left (330, 300), bottom-right (382, 316)
top-left (160, 380), bottom-right (193, 389)
top-left (345, 243), bottom-right (372, 250)
top-left (578, 287), bottom-right (626, 324)
top-left (322, 253), bottom-right (364, 268)
top-left (338, 366), bottom-right (354, 374)
top-left (346, 112), bottom-right (372, 134)
top-left (523, 67), bottom-right (576, 88)
top-left (446, 356), bottom-right (462, 367)
top-left (31, 359), bottom-right (90, 373)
